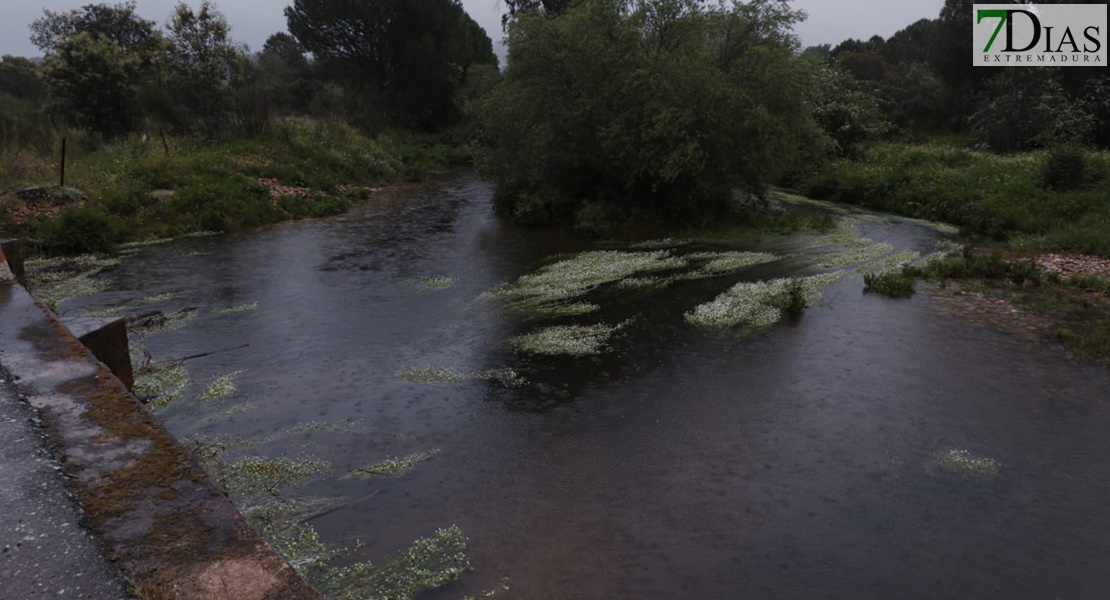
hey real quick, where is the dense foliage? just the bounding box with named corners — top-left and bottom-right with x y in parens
top-left (285, 0), bottom-right (498, 130)
top-left (481, 0), bottom-right (819, 226)
top-left (9, 0), bottom-right (498, 142)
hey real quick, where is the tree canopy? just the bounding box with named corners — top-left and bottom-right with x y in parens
top-left (481, 0), bottom-right (821, 226)
top-left (285, 0), bottom-right (497, 130)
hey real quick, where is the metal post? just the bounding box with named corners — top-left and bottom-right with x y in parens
top-left (59, 137), bottom-right (66, 187)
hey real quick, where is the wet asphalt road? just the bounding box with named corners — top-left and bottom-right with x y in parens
top-left (0, 372), bottom-right (130, 599)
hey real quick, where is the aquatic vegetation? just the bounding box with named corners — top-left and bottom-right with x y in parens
top-left (198, 403), bottom-right (254, 424)
top-left (83, 292), bottom-right (186, 318)
top-left (25, 255), bottom-right (119, 284)
top-left (411, 276), bottom-right (453, 290)
top-left (396, 366), bottom-right (527, 388)
top-left (818, 241), bottom-right (894, 269)
top-left (216, 455), bottom-right (334, 500)
top-left (242, 496), bottom-right (349, 579)
top-left (130, 307), bottom-right (197, 335)
top-left (396, 367), bottom-right (477, 384)
top-left (484, 250), bottom-right (685, 315)
top-left (345, 450), bottom-right (440, 480)
top-left (863, 271), bottom-right (916, 298)
top-left (133, 362), bottom-right (190, 411)
top-left (525, 301), bottom-right (601, 318)
top-left (630, 238), bottom-right (692, 250)
top-left (476, 367), bottom-right (529, 388)
top-left (184, 433), bottom-right (258, 464)
top-left (614, 276), bottom-right (673, 290)
top-left (194, 370), bottom-right (244, 402)
top-left (682, 251), bottom-right (778, 278)
top-left (213, 301), bottom-right (258, 314)
top-left (464, 579), bottom-right (512, 600)
top-left (25, 254), bottom-right (119, 306)
top-left (324, 526), bottom-right (470, 600)
top-left (859, 250), bottom-right (920, 275)
top-left (930, 449), bottom-right (1001, 478)
top-left (508, 321), bottom-right (629, 356)
top-left (285, 421), bottom-right (352, 435)
top-left (118, 236), bottom-right (176, 250)
top-left (684, 272), bottom-right (844, 329)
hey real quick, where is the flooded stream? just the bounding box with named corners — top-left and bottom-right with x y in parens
top-left (64, 175), bottom-right (1110, 599)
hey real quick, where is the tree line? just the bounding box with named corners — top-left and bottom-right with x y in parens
top-left (0, 0), bottom-right (497, 149)
top-left (3, 0), bottom-right (1107, 233)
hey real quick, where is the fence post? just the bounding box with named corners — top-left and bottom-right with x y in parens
top-left (59, 137), bottom-right (66, 187)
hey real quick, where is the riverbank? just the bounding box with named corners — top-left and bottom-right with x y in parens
top-left (796, 140), bottom-right (1110, 362)
top-left (0, 118), bottom-right (472, 255)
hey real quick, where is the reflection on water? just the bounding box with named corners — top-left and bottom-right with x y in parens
top-left (71, 176), bottom-right (1110, 599)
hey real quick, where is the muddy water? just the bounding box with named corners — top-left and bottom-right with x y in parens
top-left (71, 176), bottom-right (1110, 599)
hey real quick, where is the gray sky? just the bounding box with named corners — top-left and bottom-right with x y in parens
top-left (0, 1), bottom-right (944, 60)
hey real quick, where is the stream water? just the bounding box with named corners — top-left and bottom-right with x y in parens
top-left (66, 175), bottom-right (1110, 599)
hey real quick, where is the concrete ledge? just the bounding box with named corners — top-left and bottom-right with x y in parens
top-left (0, 281), bottom-right (321, 600)
top-left (0, 239), bottom-right (21, 286)
top-left (62, 316), bottom-right (134, 391)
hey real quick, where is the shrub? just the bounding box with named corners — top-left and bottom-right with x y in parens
top-left (40, 206), bottom-right (118, 255)
top-left (863, 270), bottom-right (916, 297)
top-left (1041, 145), bottom-right (1089, 191)
top-left (770, 279), bottom-right (809, 316)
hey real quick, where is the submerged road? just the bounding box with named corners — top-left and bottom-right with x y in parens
top-left (0, 374), bottom-right (129, 599)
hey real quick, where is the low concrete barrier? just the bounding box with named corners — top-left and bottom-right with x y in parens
top-left (0, 244), bottom-right (321, 600)
top-left (62, 317), bottom-right (134, 391)
top-left (0, 239), bottom-right (21, 285)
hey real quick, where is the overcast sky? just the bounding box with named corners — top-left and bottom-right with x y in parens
top-left (0, 0), bottom-right (944, 60)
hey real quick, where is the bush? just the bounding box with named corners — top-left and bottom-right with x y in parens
top-left (40, 206), bottom-right (118, 255)
top-left (771, 279), bottom-right (809, 316)
top-left (574, 201), bottom-right (616, 238)
top-left (1041, 145), bottom-right (1090, 191)
top-left (863, 270), bottom-right (916, 297)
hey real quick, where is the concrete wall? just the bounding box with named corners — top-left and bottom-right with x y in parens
top-left (0, 242), bottom-right (321, 600)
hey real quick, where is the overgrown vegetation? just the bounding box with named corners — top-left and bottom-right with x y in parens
top-left (481, 0), bottom-right (823, 227)
top-left (802, 143), bottom-right (1110, 256)
top-left (863, 270), bottom-right (916, 298)
top-left (0, 120), bottom-right (472, 253)
top-left (1, 0), bottom-right (495, 254)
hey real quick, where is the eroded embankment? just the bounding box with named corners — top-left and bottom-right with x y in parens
top-left (0, 274), bottom-right (320, 599)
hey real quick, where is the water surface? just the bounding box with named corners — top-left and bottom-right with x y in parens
top-left (70, 176), bottom-right (1110, 599)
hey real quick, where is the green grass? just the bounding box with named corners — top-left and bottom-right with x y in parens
top-left (804, 142), bottom-right (1110, 256)
top-left (1057, 319), bottom-right (1110, 361)
top-left (0, 118), bottom-right (472, 252)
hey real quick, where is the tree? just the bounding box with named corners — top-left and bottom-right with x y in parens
top-left (480, 0), bottom-right (818, 226)
top-left (163, 1), bottom-right (242, 134)
top-left (0, 56), bottom-right (45, 101)
top-left (500, 0), bottom-right (574, 28)
top-left (969, 70), bottom-right (1094, 152)
top-left (43, 32), bottom-right (141, 138)
top-left (284, 0), bottom-right (497, 129)
top-left (30, 1), bottom-right (159, 58)
top-left (30, 2), bottom-right (164, 138)
top-left (804, 62), bottom-right (888, 156)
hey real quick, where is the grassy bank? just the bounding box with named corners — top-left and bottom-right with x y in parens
top-left (802, 141), bottom-right (1110, 256)
top-left (0, 118), bottom-right (472, 254)
top-left (800, 140), bottom-right (1110, 361)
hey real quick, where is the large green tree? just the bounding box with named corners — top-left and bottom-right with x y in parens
top-left (284, 0), bottom-right (497, 129)
top-left (43, 31), bottom-right (141, 138)
top-left (162, 1), bottom-right (242, 135)
top-left (30, 1), bottom-right (159, 57)
top-left (481, 0), bottom-right (818, 226)
top-left (31, 2), bottom-right (161, 138)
